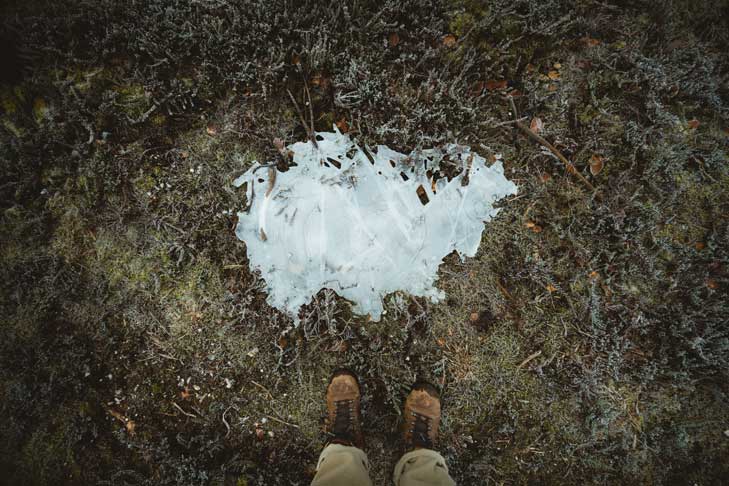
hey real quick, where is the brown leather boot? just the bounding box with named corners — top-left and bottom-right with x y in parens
top-left (403, 381), bottom-right (441, 451)
top-left (324, 369), bottom-right (364, 448)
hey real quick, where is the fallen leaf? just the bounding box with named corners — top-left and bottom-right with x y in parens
top-left (581, 36), bottom-right (600, 47)
top-left (292, 53), bottom-right (301, 65)
top-left (547, 83), bottom-right (558, 92)
top-left (108, 408), bottom-right (125, 423)
top-left (126, 420), bottom-right (136, 435)
top-left (388, 32), bottom-right (400, 47)
top-left (436, 337), bottom-right (446, 347)
top-left (547, 70), bottom-right (560, 80)
top-left (442, 34), bottom-right (457, 47)
top-left (539, 173), bottom-right (552, 183)
top-left (695, 242), bottom-right (705, 250)
top-left (525, 221), bottom-right (543, 233)
top-left (590, 154), bottom-right (604, 175)
top-left (687, 119), bottom-right (700, 129)
top-left (553, 62), bottom-right (562, 69)
top-left (526, 63), bottom-right (536, 73)
top-left (469, 312), bottom-right (479, 322)
top-left (706, 278), bottom-right (718, 289)
top-left (255, 426), bottom-right (265, 440)
top-left (180, 387), bottom-right (192, 399)
top-left (588, 271), bottom-right (599, 279)
top-left (530, 117), bottom-right (544, 133)
top-left (206, 125), bottom-right (217, 136)
top-left (485, 79), bottom-right (508, 91)
top-left (335, 117), bottom-right (349, 133)
top-left (546, 284), bottom-right (557, 293)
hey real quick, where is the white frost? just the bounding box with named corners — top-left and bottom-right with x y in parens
top-left (234, 129), bottom-right (517, 323)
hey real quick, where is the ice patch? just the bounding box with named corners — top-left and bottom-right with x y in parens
top-left (233, 129), bottom-right (517, 323)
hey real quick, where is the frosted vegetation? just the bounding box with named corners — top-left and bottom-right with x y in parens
top-left (234, 130), bottom-right (517, 322)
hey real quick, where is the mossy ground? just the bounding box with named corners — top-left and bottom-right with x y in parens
top-left (1, 1), bottom-right (728, 484)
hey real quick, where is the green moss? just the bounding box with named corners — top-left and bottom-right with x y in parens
top-left (0, 86), bottom-right (19, 115)
top-left (114, 83), bottom-right (149, 119)
top-left (32, 97), bottom-right (50, 124)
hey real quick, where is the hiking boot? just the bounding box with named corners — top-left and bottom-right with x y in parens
top-left (403, 381), bottom-right (441, 451)
top-left (324, 369), bottom-right (363, 448)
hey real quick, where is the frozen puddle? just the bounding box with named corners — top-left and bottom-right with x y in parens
top-left (233, 129), bottom-right (517, 323)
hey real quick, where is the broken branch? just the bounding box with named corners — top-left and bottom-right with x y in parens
top-left (506, 96), bottom-right (596, 193)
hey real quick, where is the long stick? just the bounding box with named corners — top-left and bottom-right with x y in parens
top-left (507, 97), bottom-right (596, 192)
top-left (287, 88), bottom-right (318, 148)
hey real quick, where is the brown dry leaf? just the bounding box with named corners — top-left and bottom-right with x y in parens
top-left (530, 117), bottom-right (544, 133)
top-left (590, 154), bottom-right (604, 175)
top-left (485, 79), bottom-right (508, 91)
top-left (388, 32), bottom-right (400, 47)
top-left (539, 173), bottom-right (552, 183)
top-left (278, 335), bottom-right (288, 349)
top-left (525, 221), bottom-right (543, 233)
top-left (442, 34), bottom-right (457, 47)
top-left (255, 426), bottom-right (265, 441)
top-left (553, 62), bottom-right (562, 69)
top-left (436, 337), bottom-right (446, 347)
top-left (125, 420), bottom-right (136, 435)
top-left (723, 127), bottom-right (729, 136)
top-left (695, 242), bottom-right (705, 251)
top-left (108, 408), bottom-right (125, 423)
top-left (706, 278), bottom-right (718, 289)
top-left (687, 119), bottom-right (700, 129)
top-left (335, 117), bottom-right (349, 133)
top-left (526, 63), bottom-right (536, 73)
top-left (206, 125), bottom-right (217, 136)
top-left (546, 284), bottom-right (557, 293)
top-left (292, 53), bottom-right (301, 65)
top-left (180, 387), bottom-right (192, 399)
top-left (588, 271), bottom-right (599, 280)
top-left (547, 70), bottom-right (560, 80)
top-left (547, 83), bottom-right (558, 92)
top-left (581, 36), bottom-right (600, 47)
top-left (469, 312), bottom-right (479, 322)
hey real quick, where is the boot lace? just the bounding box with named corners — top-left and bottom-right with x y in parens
top-left (331, 399), bottom-right (355, 442)
top-left (409, 411), bottom-right (433, 449)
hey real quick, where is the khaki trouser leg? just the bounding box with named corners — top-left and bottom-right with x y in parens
top-left (311, 443), bottom-right (373, 486)
top-left (393, 449), bottom-right (456, 486)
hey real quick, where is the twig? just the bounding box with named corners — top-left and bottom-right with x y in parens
top-left (172, 402), bottom-right (197, 418)
top-left (222, 406), bottom-right (234, 438)
top-left (286, 88), bottom-right (318, 148)
top-left (303, 75), bottom-right (316, 136)
top-left (265, 414), bottom-right (299, 429)
top-left (517, 350), bottom-right (542, 370)
top-left (250, 380), bottom-right (275, 400)
top-left (506, 96), bottom-right (596, 193)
